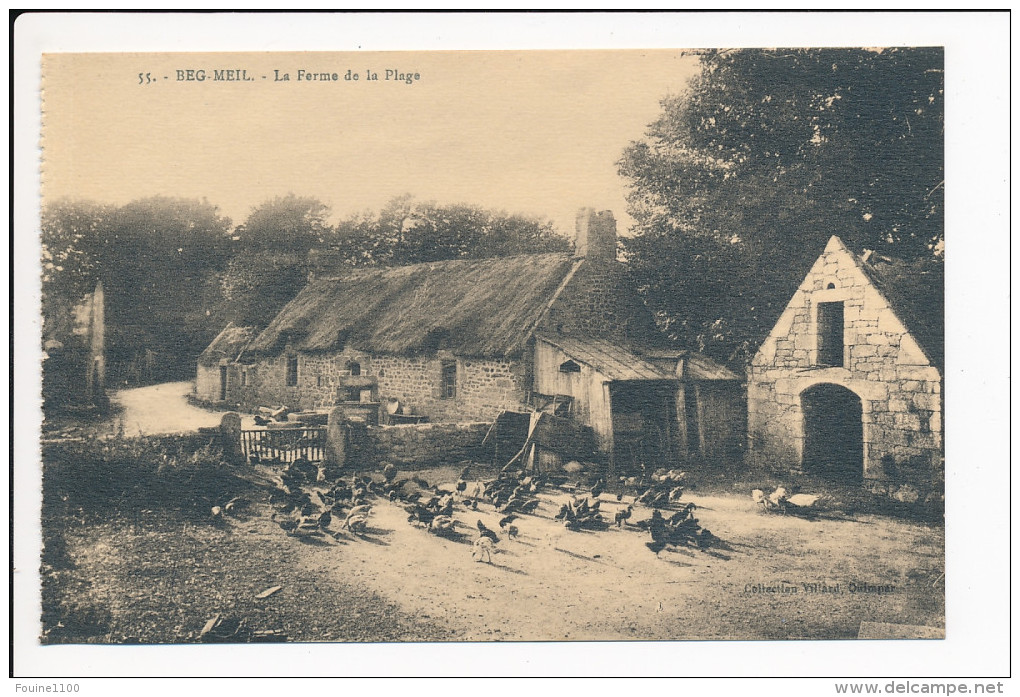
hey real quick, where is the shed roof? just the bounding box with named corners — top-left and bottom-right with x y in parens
top-left (537, 333), bottom-right (674, 382)
top-left (198, 322), bottom-right (257, 366)
top-left (680, 352), bottom-right (743, 381)
top-left (245, 253), bottom-right (581, 359)
top-left (635, 348), bottom-right (742, 381)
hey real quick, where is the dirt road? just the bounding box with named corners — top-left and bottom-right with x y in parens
top-left (111, 381), bottom-right (257, 435)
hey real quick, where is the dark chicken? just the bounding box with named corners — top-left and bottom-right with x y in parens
top-left (476, 520), bottom-right (500, 544)
top-left (614, 505), bottom-right (633, 527)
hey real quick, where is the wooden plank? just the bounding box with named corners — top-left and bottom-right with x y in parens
top-left (675, 385), bottom-right (689, 458)
top-left (255, 585), bottom-right (283, 599)
top-left (695, 383), bottom-right (707, 455)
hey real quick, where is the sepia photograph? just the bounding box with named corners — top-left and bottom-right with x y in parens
top-left (12, 11), bottom-right (1010, 683)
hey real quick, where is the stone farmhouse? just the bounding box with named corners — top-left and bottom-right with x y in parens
top-left (196, 322), bottom-right (258, 404)
top-left (747, 235), bottom-right (943, 491)
top-left (197, 210), bottom-right (743, 471)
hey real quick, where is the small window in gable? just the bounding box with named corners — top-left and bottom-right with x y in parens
top-left (816, 301), bottom-right (845, 367)
top-left (348, 361), bottom-right (361, 376)
top-left (559, 360), bottom-right (581, 373)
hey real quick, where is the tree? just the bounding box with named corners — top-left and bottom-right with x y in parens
top-left (94, 197), bottom-right (233, 379)
top-left (41, 196), bottom-right (235, 384)
top-left (217, 248), bottom-right (311, 327)
top-left (234, 193), bottom-right (332, 254)
top-left (327, 195), bottom-right (569, 268)
top-left (216, 195), bottom-right (333, 327)
top-left (41, 199), bottom-right (114, 342)
top-left (618, 48), bottom-right (944, 364)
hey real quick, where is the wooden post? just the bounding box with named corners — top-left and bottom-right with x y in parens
top-left (676, 384), bottom-right (689, 459)
top-left (492, 419), bottom-right (500, 467)
top-left (694, 383), bottom-right (707, 457)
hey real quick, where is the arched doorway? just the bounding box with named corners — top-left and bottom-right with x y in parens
top-left (801, 383), bottom-right (863, 484)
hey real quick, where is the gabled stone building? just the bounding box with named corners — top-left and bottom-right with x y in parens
top-left (747, 236), bottom-right (943, 490)
top-left (194, 322), bottom-right (257, 405)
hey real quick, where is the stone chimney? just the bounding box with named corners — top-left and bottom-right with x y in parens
top-left (574, 208), bottom-right (617, 261)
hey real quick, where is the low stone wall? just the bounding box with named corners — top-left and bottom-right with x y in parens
top-left (362, 422), bottom-right (489, 469)
top-left (325, 415), bottom-right (489, 471)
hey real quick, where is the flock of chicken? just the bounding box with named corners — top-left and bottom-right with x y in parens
top-left (248, 453), bottom-right (838, 565)
top-left (266, 458), bottom-right (381, 540)
top-left (251, 451), bottom-right (729, 562)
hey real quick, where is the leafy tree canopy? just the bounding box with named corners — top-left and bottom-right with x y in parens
top-left (217, 194), bottom-right (569, 328)
top-left (41, 199), bottom-right (113, 353)
top-left (41, 196), bottom-right (233, 378)
top-left (41, 199), bottom-right (114, 325)
top-left (234, 193), bottom-right (332, 254)
top-left (619, 47), bottom-right (944, 364)
top-left (326, 194), bottom-right (569, 269)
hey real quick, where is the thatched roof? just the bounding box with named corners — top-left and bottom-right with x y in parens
top-left (245, 253), bottom-right (582, 359)
top-left (198, 322), bottom-right (257, 366)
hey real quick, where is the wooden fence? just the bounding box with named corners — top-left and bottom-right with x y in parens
top-left (239, 427), bottom-right (326, 463)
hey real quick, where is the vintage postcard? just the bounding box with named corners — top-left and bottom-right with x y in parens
top-left (13, 11), bottom-right (1010, 682)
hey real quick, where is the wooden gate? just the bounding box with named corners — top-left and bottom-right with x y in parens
top-left (240, 427), bottom-right (326, 463)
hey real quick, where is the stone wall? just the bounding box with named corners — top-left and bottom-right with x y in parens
top-left (194, 363), bottom-right (249, 407)
top-left (195, 364), bottom-right (222, 403)
top-left (747, 236), bottom-right (942, 487)
top-left (543, 261), bottom-right (661, 345)
top-left (359, 422), bottom-right (490, 469)
top-left (239, 346), bottom-right (530, 423)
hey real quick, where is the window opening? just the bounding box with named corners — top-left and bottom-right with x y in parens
top-left (286, 355), bottom-right (299, 386)
top-left (817, 301), bottom-right (845, 366)
top-left (441, 360), bottom-right (457, 399)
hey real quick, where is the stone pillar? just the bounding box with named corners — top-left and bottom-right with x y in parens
top-left (324, 406), bottom-right (348, 479)
top-left (219, 412), bottom-right (243, 464)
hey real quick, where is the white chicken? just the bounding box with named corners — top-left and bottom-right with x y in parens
top-left (471, 536), bottom-right (494, 563)
top-left (786, 493), bottom-right (821, 508)
top-left (751, 489), bottom-right (768, 512)
top-left (769, 486), bottom-right (789, 512)
top-left (348, 504), bottom-right (373, 518)
top-left (429, 515), bottom-right (456, 535)
top-left (344, 513), bottom-right (370, 534)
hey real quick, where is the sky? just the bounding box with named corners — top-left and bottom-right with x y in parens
top-left (42, 50), bottom-right (701, 238)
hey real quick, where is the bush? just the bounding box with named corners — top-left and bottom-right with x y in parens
top-left (43, 434), bottom-right (250, 518)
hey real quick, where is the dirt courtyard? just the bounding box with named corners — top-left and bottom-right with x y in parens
top-left (51, 465), bottom-right (945, 643)
top-left (295, 481), bottom-right (944, 641)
